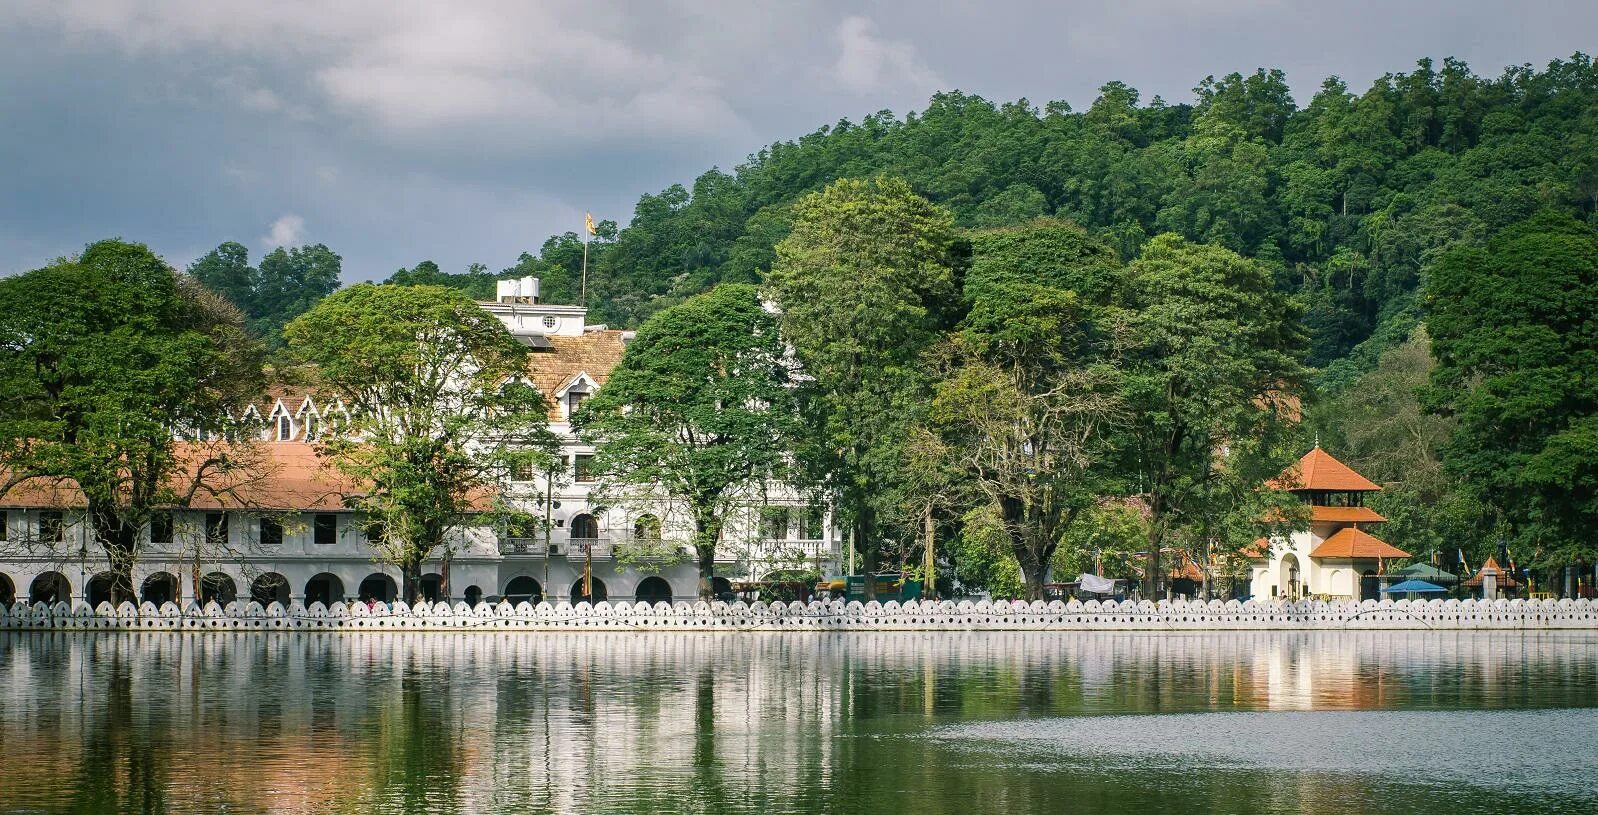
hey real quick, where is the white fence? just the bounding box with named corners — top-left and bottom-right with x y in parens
top-left (2, 596), bottom-right (1596, 632)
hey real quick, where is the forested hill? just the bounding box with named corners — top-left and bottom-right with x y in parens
top-left (466, 53), bottom-right (1595, 384)
top-left (196, 54), bottom-right (1598, 379)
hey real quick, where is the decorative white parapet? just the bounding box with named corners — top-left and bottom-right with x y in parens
top-left (1, 597), bottom-right (1595, 632)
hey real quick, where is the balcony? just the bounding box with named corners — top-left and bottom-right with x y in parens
top-left (498, 538), bottom-right (549, 556)
top-left (567, 538), bottom-right (613, 560)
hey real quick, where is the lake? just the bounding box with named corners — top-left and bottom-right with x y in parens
top-left (2, 631), bottom-right (1595, 814)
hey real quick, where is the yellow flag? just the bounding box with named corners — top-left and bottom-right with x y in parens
top-left (584, 212), bottom-right (596, 235)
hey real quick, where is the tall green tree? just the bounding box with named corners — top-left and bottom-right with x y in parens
top-left (922, 220), bottom-right (1128, 599)
top-left (188, 241), bottom-right (343, 347)
top-left (572, 284), bottom-right (800, 599)
top-left (0, 239), bottom-right (267, 602)
top-left (925, 284), bottom-right (1124, 599)
top-left (1426, 210), bottom-right (1598, 568)
top-left (283, 284), bottom-right (556, 603)
top-left (767, 176), bottom-right (957, 596)
top-left (1118, 234), bottom-right (1308, 598)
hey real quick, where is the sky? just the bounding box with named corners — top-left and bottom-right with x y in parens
top-left (2, 0), bottom-right (1593, 282)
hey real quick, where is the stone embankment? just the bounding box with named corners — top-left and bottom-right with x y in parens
top-left (3, 596), bottom-right (1595, 632)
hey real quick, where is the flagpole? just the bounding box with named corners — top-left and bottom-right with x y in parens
top-left (581, 232), bottom-right (588, 308)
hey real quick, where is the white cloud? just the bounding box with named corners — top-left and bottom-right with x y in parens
top-left (262, 214), bottom-right (305, 248)
top-left (833, 16), bottom-right (942, 94)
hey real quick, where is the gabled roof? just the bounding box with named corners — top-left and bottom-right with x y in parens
top-left (1309, 505), bottom-right (1387, 523)
top-left (1308, 527), bottom-right (1409, 559)
top-left (1463, 556), bottom-right (1521, 588)
top-left (1269, 447), bottom-right (1382, 492)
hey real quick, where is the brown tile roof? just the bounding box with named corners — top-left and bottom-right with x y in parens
top-left (1243, 537), bottom-right (1270, 558)
top-left (1309, 527), bottom-right (1409, 559)
top-left (1, 441), bottom-right (494, 513)
top-left (1269, 448), bottom-right (1382, 493)
top-left (1309, 505), bottom-right (1387, 523)
top-left (524, 329), bottom-right (628, 420)
top-left (1463, 556), bottom-right (1521, 588)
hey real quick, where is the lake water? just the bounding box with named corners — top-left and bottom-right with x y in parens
top-left (2, 631), bottom-right (1595, 814)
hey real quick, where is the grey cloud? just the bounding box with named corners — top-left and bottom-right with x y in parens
top-left (2, 1), bottom-right (1594, 281)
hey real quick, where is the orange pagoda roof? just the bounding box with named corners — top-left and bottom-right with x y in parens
top-left (1269, 448), bottom-right (1382, 492)
top-left (1309, 505), bottom-right (1386, 523)
top-left (1308, 527), bottom-right (1409, 559)
top-left (1463, 557), bottom-right (1520, 588)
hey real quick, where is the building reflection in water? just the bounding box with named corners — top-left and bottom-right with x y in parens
top-left (2, 631), bottom-right (1595, 814)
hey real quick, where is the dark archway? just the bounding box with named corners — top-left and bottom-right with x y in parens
top-left (0, 573), bottom-right (15, 607)
top-left (635, 576), bottom-right (673, 605)
top-left (29, 571), bottom-right (71, 605)
top-left (88, 572), bottom-right (118, 608)
top-left (504, 576), bottom-right (542, 604)
top-left (419, 573), bottom-right (442, 603)
top-left (1360, 570), bottom-right (1380, 602)
top-left (251, 572), bottom-right (290, 606)
top-left (305, 573), bottom-right (345, 607)
top-left (201, 572), bottom-right (237, 605)
top-left (141, 572), bottom-right (178, 606)
top-left (464, 585), bottom-right (483, 606)
top-left (358, 573), bottom-right (398, 603)
top-left (570, 576), bottom-right (607, 604)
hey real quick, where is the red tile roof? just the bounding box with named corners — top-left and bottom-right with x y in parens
top-left (1, 440), bottom-right (493, 513)
top-left (1463, 556), bottom-right (1521, 588)
top-left (1309, 505), bottom-right (1387, 523)
top-left (1269, 448), bottom-right (1382, 493)
top-left (524, 330), bottom-right (629, 420)
top-left (1308, 527), bottom-right (1409, 559)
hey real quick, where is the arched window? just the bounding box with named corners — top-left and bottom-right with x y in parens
top-left (141, 572), bottom-right (178, 606)
top-left (635, 576), bottom-right (673, 605)
top-left (29, 572), bottom-right (70, 604)
top-left (305, 573), bottom-right (345, 606)
top-left (633, 514), bottom-right (661, 540)
top-left (251, 572), bottom-right (291, 606)
top-left (570, 577), bottom-right (607, 604)
top-left (570, 513), bottom-right (599, 539)
top-left (358, 573), bottom-right (397, 603)
top-left (201, 572), bottom-right (237, 605)
top-left (87, 572), bottom-right (117, 607)
top-left (504, 576), bottom-right (542, 604)
top-left (0, 573), bottom-right (16, 607)
top-left (420, 574), bottom-right (442, 602)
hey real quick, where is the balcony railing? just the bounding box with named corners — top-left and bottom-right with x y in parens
top-left (567, 538), bottom-right (613, 560)
top-left (498, 537), bottom-right (549, 556)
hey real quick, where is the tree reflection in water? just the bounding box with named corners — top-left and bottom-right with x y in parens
top-left (0, 631), bottom-right (1594, 815)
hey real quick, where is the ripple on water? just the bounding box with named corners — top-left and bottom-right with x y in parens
top-left (940, 708), bottom-right (1598, 793)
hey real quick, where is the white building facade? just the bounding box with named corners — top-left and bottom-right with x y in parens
top-left (0, 277), bottom-right (841, 609)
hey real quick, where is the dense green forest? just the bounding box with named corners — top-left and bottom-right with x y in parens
top-left (176, 53), bottom-right (1598, 593)
top-left (367, 55), bottom-right (1597, 378)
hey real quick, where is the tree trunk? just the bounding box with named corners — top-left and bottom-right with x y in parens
top-left (694, 514), bottom-right (721, 601)
top-left (402, 559), bottom-right (421, 605)
top-left (697, 546), bottom-right (716, 601)
top-left (1144, 501), bottom-right (1164, 601)
top-left (92, 507), bottom-right (138, 606)
top-left (857, 509), bottom-right (877, 601)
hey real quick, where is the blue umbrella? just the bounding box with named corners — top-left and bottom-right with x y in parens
top-left (1380, 579), bottom-right (1447, 594)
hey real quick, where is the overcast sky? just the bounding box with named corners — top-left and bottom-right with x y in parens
top-left (2, 1), bottom-right (1592, 281)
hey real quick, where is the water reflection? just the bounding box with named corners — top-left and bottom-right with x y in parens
top-left (2, 631), bottom-right (1595, 814)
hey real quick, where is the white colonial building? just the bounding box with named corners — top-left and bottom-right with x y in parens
top-left (0, 277), bottom-right (841, 610)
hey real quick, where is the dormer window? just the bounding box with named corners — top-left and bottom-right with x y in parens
top-left (567, 390), bottom-right (589, 417)
top-left (276, 415), bottom-right (292, 441)
top-left (303, 415), bottom-right (320, 441)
